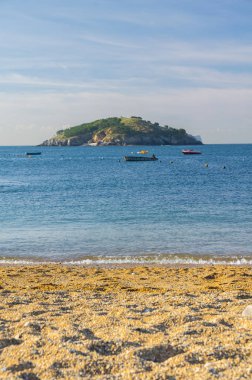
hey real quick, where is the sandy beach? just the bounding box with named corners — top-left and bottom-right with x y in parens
top-left (0, 264), bottom-right (252, 379)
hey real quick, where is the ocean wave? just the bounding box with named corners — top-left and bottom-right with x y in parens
top-left (0, 260), bottom-right (57, 265)
top-left (63, 256), bottom-right (252, 266)
top-left (0, 255), bottom-right (252, 266)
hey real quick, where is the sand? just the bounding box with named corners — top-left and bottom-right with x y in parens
top-left (0, 264), bottom-right (252, 379)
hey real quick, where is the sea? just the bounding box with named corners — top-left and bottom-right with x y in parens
top-left (0, 144), bottom-right (251, 265)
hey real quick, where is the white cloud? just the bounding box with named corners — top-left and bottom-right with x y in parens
top-left (0, 73), bottom-right (121, 91)
top-left (165, 65), bottom-right (252, 88)
top-left (79, 33), bottom-right (139, 49)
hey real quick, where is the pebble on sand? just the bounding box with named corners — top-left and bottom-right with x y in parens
top-left (242, 305), bottom-right (252, 318)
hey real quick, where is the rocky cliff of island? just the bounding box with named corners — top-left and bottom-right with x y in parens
top-left (40, 116), bottom-right (202, 146)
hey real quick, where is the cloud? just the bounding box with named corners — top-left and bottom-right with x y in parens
top-left (1, 37), bottom-right (252, 93)
top-left (79, 33), bottom-right (139, 49)
top-left (164, 65), bottom-right (252, 88)
top-left (0, 73), bottom-right (121, 91)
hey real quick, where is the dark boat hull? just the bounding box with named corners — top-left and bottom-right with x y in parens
top-left (124, 156), bottom-right (158, 161)
top-left (26, 152), bottom-right (42, 156)
top-left (182, 150), bottom-right (201, 155)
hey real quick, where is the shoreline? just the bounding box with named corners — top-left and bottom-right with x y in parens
top-left (0, 264), bottom-right (252, 379)
top-left (1, 253), bottom-right (252, 267)
top-left (0, 262), bottom-right (252, 269)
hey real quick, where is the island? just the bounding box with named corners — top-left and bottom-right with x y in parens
top-left (40, 116), bottom-right (202, 146)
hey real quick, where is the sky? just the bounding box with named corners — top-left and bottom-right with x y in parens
top-left (0, 0), bottom-right (252, 145)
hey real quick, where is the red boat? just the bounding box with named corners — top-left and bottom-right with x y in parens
top-left (182, 149), bottom-right (202, 155)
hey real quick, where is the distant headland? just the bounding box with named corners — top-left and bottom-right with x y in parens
top-left (40, 116), bottom-right (202, 146)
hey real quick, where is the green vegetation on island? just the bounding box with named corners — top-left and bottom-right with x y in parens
top-left (41, 116), bottom-right (202, 146)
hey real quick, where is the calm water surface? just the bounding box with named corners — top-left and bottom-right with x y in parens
top-left (0, 145), bottom-right (251, 264)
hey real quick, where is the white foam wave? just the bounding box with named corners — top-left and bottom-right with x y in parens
top-left (63, 257), bottom-right (252, 266)
top-left (1, 256), bottom-right (251, 266)
top-left (0, 260), bottom-right (57, 265)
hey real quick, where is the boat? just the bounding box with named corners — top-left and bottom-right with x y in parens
top-left (137, 150), bottom-right (149, 154)
top-left (25, 152), bottom-right (42, 156)
top-left (182, 149), bottom-right (202, 155)
top-left (124, 154), bottom-right (158, 162)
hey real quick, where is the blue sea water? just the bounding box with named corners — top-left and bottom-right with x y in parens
top-left (0, 144), bottom-right (251, 265)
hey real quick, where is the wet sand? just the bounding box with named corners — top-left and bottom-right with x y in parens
top-left (0, 264), bottom-right (252, 379)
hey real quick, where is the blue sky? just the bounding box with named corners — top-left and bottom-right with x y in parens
top-left (1, 0), bottom-right (252, 144)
